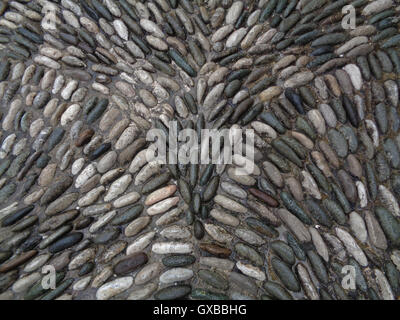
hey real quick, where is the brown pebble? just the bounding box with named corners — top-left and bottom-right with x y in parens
top-left (199, 243), bottom-right (231, 258)
top-left (38, 163), bottom-right (57, 187)
top-left (75, 128), bottom-right (95, 147)
top-left (248, 188), bottom-right (279, 207)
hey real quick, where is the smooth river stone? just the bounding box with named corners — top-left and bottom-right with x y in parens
top-left (126, 231), bottom-right (156, 255)
top-left (113, 192), bottom-right (141, 208)
top-left (134, 262), bottom-right (162, 285)
top-left (276, 209), bottom-right (311, 243)
top-left (159, 225), bottom-right (191, 239)
top-left (152, 242), bottom-right (193, 254)
top-left (146, 197), bottom-right (180, 215)
top-left (144, 185), bottom-right (177, 206)
top-left (210, 208), bottom-right (240, 227)
top-left (199, 257), bottom-right (235, 271)
top-left (104, 174), bottom-right (132, 202)
top-left (336, 227), bottom-right (368, 267)
top-left (159, 268), bottom-right (194, 284)
top-left (214, 194), bottom-right (247, 213)
top-left (125, 216), bottom-right (151, 237)
top-left (204, 223), bottom-right (234, 243)
top-left (236, 261), bottom-right (266, 281)
top-left (114, 252), bottom-right (148, 276)
top-left (96, 277), bottom-right (133, 300)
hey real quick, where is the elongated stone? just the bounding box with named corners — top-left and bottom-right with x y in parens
top-left (154, 285), bottom-right (191, 300)
top-left (96, 277), bottom-right (133, 300)
top-left (48, 233), bottom-right (83, 253)
top-left (214, 194), bottom-right (247, 213)
top-left (114, 253), bottom-right (148, 276)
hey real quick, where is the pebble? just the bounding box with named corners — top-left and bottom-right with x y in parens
top-left (210, 208), bottom-right (240, 227)
top-left (160, 268), bottom-right (194, 284)
top-left (12, 272), bottom-right (41, 294)
top-left (0, 0), bottom-right (397, 301)
top-left (104, 174), bottom-right (132, 202)
top-left (200, 257), bottom-right (234, 271)
top-left (336, 227), bottom-right (368, 267)
top-left (96, 277), bottom-right (133, 300)
top-left (114, 253), bottom-right (148, 276)
top-left (147, 197), bottom-right (179, 215)
top-left (152, 242), bottom-right (193, 254)
top-left (214, 194), bottom-right (247, 213)
top-left (160, 225), bottom-right (191, 239)
top-left (236, 261), bottom-right (266, 281)
top-left (135, 262), bottom-right (162, 285)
